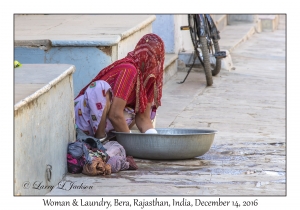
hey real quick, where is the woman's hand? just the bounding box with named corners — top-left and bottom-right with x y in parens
top-left (135, 103), bottom-right (154, 133)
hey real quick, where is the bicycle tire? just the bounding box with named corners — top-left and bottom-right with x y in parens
top-left (188, 15), bottom-right (211, 84)
top-left (211, 40), bottom-right (222, 76)
top-left (204, 19), bottom-right (221, 76)
top-left (188, 15), bottom-right (198, 52)
top-left (204, 16), bottom-right (222, 76)
top-left (189, 15), bottom-right (222, 79)
top-left (188, 15), bottom-right (213, 85)
top-left (199, 35), bottom-right (213, 86)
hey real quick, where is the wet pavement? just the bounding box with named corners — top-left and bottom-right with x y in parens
top-left (48, 28), bottom-right (286, 196)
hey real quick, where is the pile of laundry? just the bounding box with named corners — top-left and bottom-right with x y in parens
top-left (67, 128), bottom-right (138, 176)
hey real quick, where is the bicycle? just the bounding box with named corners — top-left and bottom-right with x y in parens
top-left (178, 14), bottom-right (226, 85)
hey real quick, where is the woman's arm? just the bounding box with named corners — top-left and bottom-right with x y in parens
top-left (108, 97), bottom-right (131, 132)
top-left (135, 102), bottom-right (154, 133)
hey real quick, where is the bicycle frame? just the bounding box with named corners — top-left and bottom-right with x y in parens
top-left (201, 14), bottom-right (220, 40)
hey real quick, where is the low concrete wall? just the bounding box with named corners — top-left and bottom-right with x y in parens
top-left (258, 15), bottom-right (280, 32)
top-left (14, 15), bottom-right (155, 97)
top-left (116, 24), bottom-right (152, 61)
top-left (163, 54), bottom-right (178, 84)
top-left (14, 46), bottom-right (112, 97)
top-left (14, 64), bottom-right (76, 195)
top-left (213, 14), bottom-right (227, 31)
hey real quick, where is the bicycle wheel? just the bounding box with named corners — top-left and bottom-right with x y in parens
top-left (188, 15), bottom-right (213, 86)
top-left (199, 35), bottom-right (213, 86)
top-left (204, 16), bottom-right (222, 76)
top-left (188, 15), bottom-right (198, 52)
top-left (211, 40), bottom-right (222, 76)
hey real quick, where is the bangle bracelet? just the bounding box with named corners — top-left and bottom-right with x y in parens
top-left (99, 133), bottom-right (107, 142)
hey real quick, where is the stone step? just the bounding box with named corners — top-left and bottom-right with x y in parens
top-left (258, 15), bottom-right (280, 32)
top-left (213, 14), bottom-right (227, 32)
top-left (14, 15), bottom-right (155, 96)
top-left (163, 53), bottom-right (178, 84)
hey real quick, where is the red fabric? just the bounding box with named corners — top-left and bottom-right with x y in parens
top-left (76, 33), bottom-right (165, 113)
top-left (99, 63), bottom-right (138, 107)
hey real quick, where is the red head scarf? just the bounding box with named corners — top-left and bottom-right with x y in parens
top-left (76, 33), bottom-right (165, 113)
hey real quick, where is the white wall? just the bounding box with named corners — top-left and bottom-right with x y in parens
top-left (174, 14), bottom-right (194, 53)
top-left (116, 24), bottom-right (153, 60)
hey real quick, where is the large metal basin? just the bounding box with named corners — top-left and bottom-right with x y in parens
top-left (112, 128), bottom-right (217, 160)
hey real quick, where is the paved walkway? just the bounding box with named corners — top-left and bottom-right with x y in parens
top-left (48, 26), bottom-right (286, 196)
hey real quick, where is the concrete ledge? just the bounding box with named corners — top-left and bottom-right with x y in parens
top-left (14, 40), bottom-right (52, 50)
top-left (255, 19), bottom-right (262, 33)
top-left (219, 21), bottom-right (257, 53)
top-left (14, 64), bottom-right (76, 195)
top-left (120, 15), bottom-right (156, 40)
top-left (214, 15), bottom-right (227, 32)
top-left (14, 15), bottom-right (156, 47)
top-left (163, 53), bottom-right (178, 84)
top-left (14, 15), bottom-right (157, 96)
top-left (258, 15), bottom-right (277, 19)
top-left (14, 64), bottom-right (76, 110)
top-left (258, 15), bottom-right (279, 32)
top-left (14, 37), bottom-right (123, 48)
top-left (164, 53), bottom-right (178, 69)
